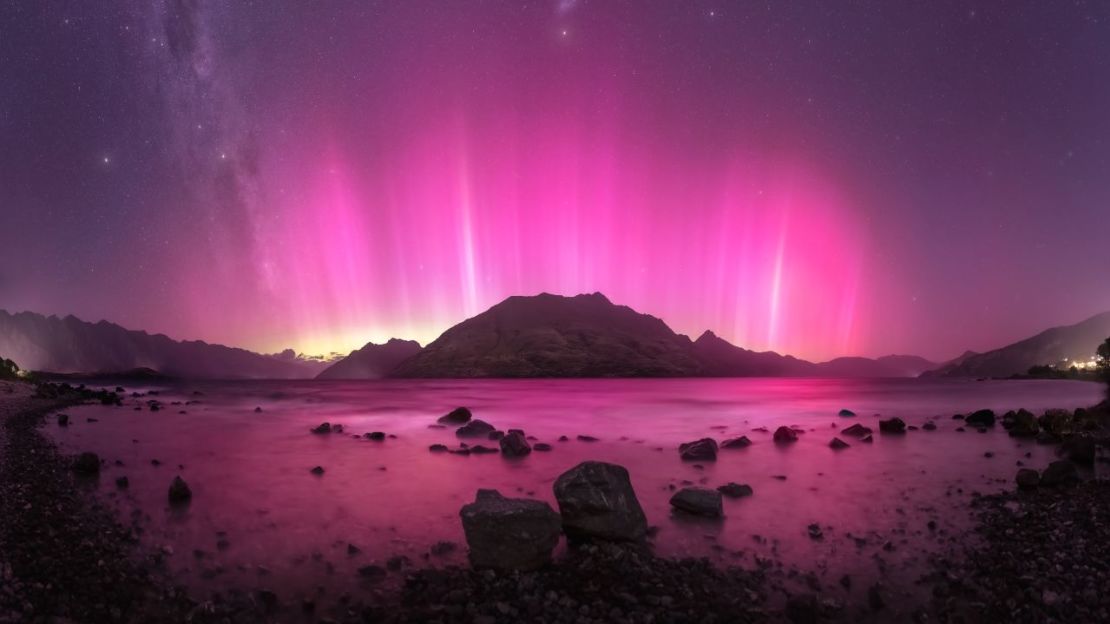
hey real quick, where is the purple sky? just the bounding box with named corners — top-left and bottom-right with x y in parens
top-left (1, 1), bottom-right (1108, 361)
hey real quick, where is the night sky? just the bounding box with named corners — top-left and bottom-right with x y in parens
top-left (1, 1), bottom-right (1108, 361)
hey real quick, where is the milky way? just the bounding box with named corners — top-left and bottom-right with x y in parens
top-left (1, 1), bottom-right (1108, 361)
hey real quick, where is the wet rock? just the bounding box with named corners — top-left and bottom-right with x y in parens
top-left (721, 436), bottom-right (752, 449)
top-left (838, 409), bottom-right (856, 417)
top-left (1007, 409), bottom-right (1040, 437)
top-left (669, 487), bottom-right (723, 517)
top-left (878, 417), bottom-right (906, 434)
top-left (459, 489), bottom-right (561, 570)
top-left (807, 523), bottom-right (823, 540)
top-left (429, 444), bottom-right (449, 453)
top-left (679, 438), bottom-right (718, 461)
top-left (922, 421), bottom-right (937, 431)
top-left (1061, 436), bottom-right (1096, 465)
top-left (365, 431), bottom-right (386, 441)
top-left (1015, 468), bottom-right (1040, 489)
top-left (533, 442), bottom-right (553, 451)
top-left (965, 409), bottom-right (996, 427)
top-left (310, 422), bottom-right (331, 434)
top-left (773, 426), bottom-right (798, 443)
top-left (456, 419), bottom-right (496, 438)
top-left (860, 434), bottom-right (873, 443)
top-left (553, 461), bottom-right (648, 542)
top-left (254, 406), bottom-right (263, 413)
top-left (829, 437), bottom-right (850, 450)
top-left (577, 435), bottom-right (599, 442)
top-left (438, 407), bottom-right (472, 424)
top-left (487, 430), bottom-right (505, 441)
top-left (717, 483), bottom-right (753, 498)
top-left (72, 452), bottom-right (101, 475)
top-left (1039, 460), bottom-right (1079, 487)
top-left (430, 540), bottom-right (457, 556)
top-left (168, 476), bottom-right (192, 504)
top-left (310, 465), bottom-right (325, 475)
top-left (469, 444), bottom-right (498, 454)
top-left (499, 430), bottom-right (532, 457)
top-left (841, 423), bottom-right (872, 437)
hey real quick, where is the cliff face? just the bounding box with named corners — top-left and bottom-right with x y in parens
top-left (0, 310), bottom-right (322, 379)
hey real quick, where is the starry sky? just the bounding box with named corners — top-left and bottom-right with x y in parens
top-left (1, 1), bottom-right (1108, 362)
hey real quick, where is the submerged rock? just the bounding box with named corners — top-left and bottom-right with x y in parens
top-left (577, 434), bottom-right (599, 442)
top-left (429, 443), bottom-right (449, 453)
top-left (721, 436), bottom-right (752, 449)
top-left (679, 438), bottom-right (718, 461)
top-left (438, 407), bottom-right (472, 424)
top-left (717, 482), bottom-right (753, 498)
top-left (499, 430), bottom-right (532, 457)
top-left (533, 442), bottom-right (553, 452)
top-left (841, 423), bottom-right (872, 437)
top-left (310, 422), bottom-right (331, 434)
top-left (310, 465), bottom-right (325, 475)
top-left (459, 489), bottom-right (561, 570)
top-left (553, 461), bottom-right (648, 542)
top-left (72, 452), bottom-right (100, 475)
top-left (168, 476), bottom-right (192, 504)
top-left (469, 444), bottom-right (498, 454)
top-left (922, 422), bottom-right (937, 431)
top-left (829, 437), bottom-right (850, 450)
top-left (365, 431), bottom-right (386, 441)
top-left (878, 418), bottom-right (906, 434)
top-left (456, 419), bottom-right (496, 438)
top-left (670, 487), bottom-right (723, 518)
top-left (773, 426), bottom-right (798, 444)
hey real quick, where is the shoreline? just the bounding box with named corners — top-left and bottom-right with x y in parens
top-left (2, 378), bottom-right (1107, 623)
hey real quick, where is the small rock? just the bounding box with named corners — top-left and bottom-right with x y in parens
top-left (679, 438), bottom-right (718, 461)
top-left (878, 417), bottom-right (906, 434)
top-left (721, 436), bottom-right (752, 449)
top-left (773, 426), bottom-right (798, 443)
top-left (310, 466), bottom-right (325, 475)
top-left (829, 437), bottom-right (850, 450)
top-left (456, 419), bottom-right (496, 438)
top-left (669, 487), bottom-right (723, 517)
top-left (168, 476), bottom-right (192, 504)
top-left (72, 452), bottom-right (101, 475)
top-left (438, 407), bottom-right (472, 424)
top-left (717, 482), bottom-right (753, 498)
top-left (310, 422), bottom-right (331, 434)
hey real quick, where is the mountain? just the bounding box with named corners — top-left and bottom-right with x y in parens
top-left (816, 355), bottom-right (938, 378)
top-left (691, 330), bottom-right (815, 376)
top-left (0, 310), bottom-right (324, 379)
top-left (691, 331), bottom-right (937, 377)
top-left (316, 339), bottom-right (423, 379)
top-left (391, 292), bottom-right (704, 377)
top-left (923, 311), bottom-right (1110, 378)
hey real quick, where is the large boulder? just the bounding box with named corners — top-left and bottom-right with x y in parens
top-left (499, 429), bottom-right (532, 457)
top-left (553, 461), bottom-right (648, 542)
top-left (964, 409), bottom-right (995, 427)
top-left (679, 438), bottom-right (718, 461)
top-left (438, 407), bottom-right (472, 425)
top-left (1006, 409), bottom-right (1039, 438)
top-left (1039, 460), bottom-right (1079, 487)
top-left (773, 426), bottom-right (798, 443)
top-left (878, 418), bottom-right (906, 434)
top-left (1015, 468), bottom-right (1040, 489)
top-left (669, 487), bottom-right (723, 518)
top-left (459, 489), bottom-right (561, 570)
top-left (456, 419), bottom-right (496, 438)
top-left (841, 424), bottom-right (872, 437)
top-left (1060, 436), bottom-right (1096, 466)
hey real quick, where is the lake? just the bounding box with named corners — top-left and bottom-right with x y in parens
top-left (48, 377), bottom-right (1105, 617)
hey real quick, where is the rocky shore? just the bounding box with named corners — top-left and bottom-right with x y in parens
top-left (3, 377), bottom-right (1109, 623)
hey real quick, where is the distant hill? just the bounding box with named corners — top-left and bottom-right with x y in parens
top-left (316, 339), bottom-right (423, 379)
top-left (817, 354), bottom-right (938, 378)
top-left (0, 310), bottom-right (325, 379)
top-left (922, 311), bottom-right (1110, 378)
top-left (391, 293), bottom-right (703, 377)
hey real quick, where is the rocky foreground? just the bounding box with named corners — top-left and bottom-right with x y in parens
top-left (2, 378), bottom-right (1110, 623)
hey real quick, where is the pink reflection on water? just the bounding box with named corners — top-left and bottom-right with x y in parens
top-left (52, 378), bottom-right (1102, 610)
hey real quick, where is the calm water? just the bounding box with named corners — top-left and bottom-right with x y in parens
top-left (49, 378), bottom-right (1103, 615)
